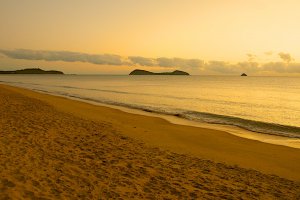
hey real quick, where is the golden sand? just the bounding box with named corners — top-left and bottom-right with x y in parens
top-left (0, 84), bottom-right (299, 199)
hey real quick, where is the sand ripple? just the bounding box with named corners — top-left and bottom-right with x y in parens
top-left (0, 87), bottom-right (299, 199)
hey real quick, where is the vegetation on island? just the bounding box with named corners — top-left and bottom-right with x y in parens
top-left (129, 69), bottom-right (189, 75)
top-left (0, 68), bottom-right (64, 74)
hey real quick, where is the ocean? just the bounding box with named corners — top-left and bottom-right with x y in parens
top-left (1, 74), bottom-right (299, 138)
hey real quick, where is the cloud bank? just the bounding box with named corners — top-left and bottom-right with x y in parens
top-left (1, 49), bottom-right (300, 74)
top-left (0, 49), bottom-right (123, 65)
top-left (128, 56), bottom-right (156, 66)
top-left (278, 52), bottom-right (293, 63)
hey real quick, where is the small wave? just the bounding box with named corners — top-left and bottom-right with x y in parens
top-left (3, 81), bottom-right (300, 139)
top-left (181, 111), bottom-right (300, 138)
top-left (32, 89), bottom-right (300, 139)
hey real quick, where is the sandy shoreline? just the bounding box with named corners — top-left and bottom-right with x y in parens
top-left (5, 82), bottom-right (300, 149)
top-left (1, 84), bottom-right (300, 199)
top-left (56, 95), bottom-right (300, 149)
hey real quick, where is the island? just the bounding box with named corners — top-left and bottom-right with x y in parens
top-left (241, 73), bottom-right (247, 76)
top-left (0, 68), bottom-right (64, 74)
top-left (129, 69), bottom-right (189, 75)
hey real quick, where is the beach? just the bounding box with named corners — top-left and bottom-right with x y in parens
top-left (1, 84), bottom-right (300, 199)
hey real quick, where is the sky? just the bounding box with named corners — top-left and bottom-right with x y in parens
top-left (1, 0), bottom-right (300, 75)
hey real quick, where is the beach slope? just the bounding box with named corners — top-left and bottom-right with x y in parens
top-left (0, 84), bottom-right (299, 199)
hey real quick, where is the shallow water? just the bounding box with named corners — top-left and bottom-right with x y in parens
top-left (1, 74), bottom-right (299, 138)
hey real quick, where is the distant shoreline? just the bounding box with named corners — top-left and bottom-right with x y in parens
top-left (0, 68), bottom-right (64, 74)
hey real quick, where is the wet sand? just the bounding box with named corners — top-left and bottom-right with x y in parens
top-left (0, 84), bottom-right (299, 199)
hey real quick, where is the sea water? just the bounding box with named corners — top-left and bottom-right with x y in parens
top-left (1, 75), bottom-right (299, 138)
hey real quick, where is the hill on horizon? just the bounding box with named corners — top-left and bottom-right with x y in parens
top-left (129, 69), bottom-right (189, 75)
top-left (0, 68), bottom-right (64, 74)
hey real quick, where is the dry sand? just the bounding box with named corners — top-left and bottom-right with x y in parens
top-left (0, 84), bottom-right (299, 199)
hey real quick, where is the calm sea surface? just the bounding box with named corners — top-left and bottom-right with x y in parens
top-left (1, 75), bottom-right (299, 138)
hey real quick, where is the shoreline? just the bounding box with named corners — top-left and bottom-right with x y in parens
top-left (4, 82), bottom-right (300, 149)
top-left (1, 83), bottom-right (300, 182)
top-left (50, 93), bottom-right (300, 149)
top-left (1, 83), bottom-right (300, 198)
top-left (65, 97), bottom-right (300, 149)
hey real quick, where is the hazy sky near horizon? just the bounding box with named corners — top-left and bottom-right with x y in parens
top-left (1, 0), bottom-right (300, 75)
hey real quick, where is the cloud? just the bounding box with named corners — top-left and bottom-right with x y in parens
top-left (200, 52), bottom-right (299, 75)
top-left (286, 63), bottom-right (300, 73)
top-left (261, 62), bottom-right (286, 73)
top-left (236, 61), bottom-right (259, 72)
top-left (262, 62), bottom-right (300, 73)
top-left (246, 53), bottom-right (256, 62)
top-left (203, 61), bottom-right (258, 74)
top-left (264, 51), bottom-right (273, 56)
top-left (156, 57), bottom-right (175, 67)
top-left (1, 49), bottom-right (300, 75)
top-left (203, 60), bottom-right (300, 74)
top-left (128, 56), bottom-right (156, 66)
top-left (0, 49), bottom-right (123, 65)
top-left (278, 52), bottom-right (293, 63)
top-left (0, 49), bottom-right (204, 69)
top-left (205, 61), bottom-right (235, 74)
top-left (156, 57), bottom-right (204, 68)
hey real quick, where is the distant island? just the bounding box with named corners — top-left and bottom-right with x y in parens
top-left (0, 68), bottom-right (64, 74)
top-left (241, 73), bottom-right (247, 76)
top-left (129, 69), bottom-right (189, 75)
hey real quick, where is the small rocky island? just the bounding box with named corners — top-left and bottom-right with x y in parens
top-left (129, 69), bottom-right (189, 75)
top-left (0, 68), bottom-right (64, 74)
top-left (241, 73), bottom-right (247, 76)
